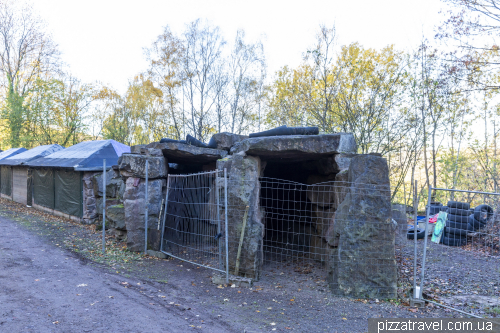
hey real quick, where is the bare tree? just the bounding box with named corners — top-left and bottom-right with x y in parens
top-left (145, 26), bottom-right (185, 140)
top-left (227, 30), bottom-right (266, 134)
top-left (182, 20), bottom-right (226, 141)
top-left (0, 0), bottom-right (59, 146)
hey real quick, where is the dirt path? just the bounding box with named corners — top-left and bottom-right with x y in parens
top-left (0, 198), bottom-right (476, 332)
top-left (0, 215), bottom-right (242, 332)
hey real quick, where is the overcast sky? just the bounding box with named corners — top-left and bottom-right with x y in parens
top-left (33, 0), bottom-right (446, 94)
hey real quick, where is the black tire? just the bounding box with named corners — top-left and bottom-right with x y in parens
top-left (439, 206), bottom-right (449, 212)
top-left (467, 214), bottom-right (486, 231)
top-left (442, 234), bottom-right (467, 246)
top-left (447, 213), bottom-right (469, 223)
top-left (473, 204), bottom-right (494, 224)
top-left (407, 228), bottom-right (425, 240)
top-left (428, 206), bottom-right (442, 215)
top-left (448, 207), bottom-right (470, 216)
top-left (447, 201), bottom-right (470, 210)
top-left (445, 226), bottom-right (468, 237)
top-left (446, 220), bottom-right (468, 230)
top-left (430, 202), bottom-right (443, 206)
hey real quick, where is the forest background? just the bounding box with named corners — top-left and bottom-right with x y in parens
top-left (1, 0), bottom-right (499, 208)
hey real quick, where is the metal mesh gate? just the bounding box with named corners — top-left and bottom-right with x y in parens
top-left (160, 170), bottom-right (227, 274)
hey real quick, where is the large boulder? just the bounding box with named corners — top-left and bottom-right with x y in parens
top-left (229, 133), bottom-right (357, 161)
top-left (130, 144), bottom-right (147, 154)
top-left (82, 172), bottom-right (99, 224)
top-left (333, 169), bottom-right (349, 208)
top-left (107, 204), bottom-right (126, 230)
top-left (307, 180), bottom-right (336, 208)
top-left (326, 154), bottom-right (397, 299)
top-left (210, 132), bottom-right (248, 151)
top-left (311, 205), bottom-right (336, 237)
top-left (392, 204), bottom-right (408, 245)
top-left (317, 154), bottom-right (354, 175)
top-left (118, 154), bottom-right (168, 179)
top-left (147, 141), bottom-right (227, 164)
top-left (218, 153), bottom-right (264, 280)
top-left (123, 177), bottom-right (165, 252)
top-left (92, 169), bottom-right (125, 198)
top-left (96, 198), bottom-right (121, 215)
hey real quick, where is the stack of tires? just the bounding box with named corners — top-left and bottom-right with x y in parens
top-left (443, 201), bottom-right (470, 246)
top-left (467, 204), bottom-right (493, 232)
top-left (427, 202), bottom-right (449, 215)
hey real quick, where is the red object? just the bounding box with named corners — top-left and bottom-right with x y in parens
top-left (428, 213), bottom-right (439, 223)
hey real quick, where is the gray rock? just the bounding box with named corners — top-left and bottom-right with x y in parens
top-left (131, 144), bottom-right (147, 154)
top-left (92, 169), bottom-right (123, 198)
top-left (317, 154), bottom-right (354, 175)
top-left (216, 156), bottom-right (234, 174)
top-left (334, 169), bottom-right (349, 208)
top-left (82, 172), bottom-right (99, 224)
top-left (210, 132), bottom-right (248, 151)
top-left (326, 154), bottom-right (397, 299)
top-left (311, 204), bottom-right (336, 237)
top-left (225, 154), bottom-right (264, 280)
top-left (96, 198), bottom-right (121, 215)
top-left (119, 154), bottom-right (168, 179)
top-left (229, 133), bottom-right (357, 161)
top-left (307, 180), bottom-right (336, 208)
top-left (139, 147), bottom-right (163, 156)
top-left (147, 141), bottom-right (227, 164)
top-left (106, 204), bottom-right (126, 230)
top-left (146, 250), bottom-right (168, 259)
top-left (392, 204), bottom-right (408, 245)
top-left (111, 228), bottom-right (127, 242)
top-left (123, 177), bottom-right (165, 252)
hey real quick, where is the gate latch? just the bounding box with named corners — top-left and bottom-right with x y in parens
top-left (214, 233), bottom-right (222, 240)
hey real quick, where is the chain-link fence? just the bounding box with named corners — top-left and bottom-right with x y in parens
top-left (413, 187), bottom-right (500, 318)
top-left (160, 170), bottom-right (228, 275)
top-left (156, 168), bottom-right (410, 299)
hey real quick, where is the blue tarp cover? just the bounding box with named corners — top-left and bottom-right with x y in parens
top-left (26, 140), bottom-right (130, 171)
top-left (0, 148), bottom-right (27, 161)
top-left (0, 144), bottom-right (64, 166)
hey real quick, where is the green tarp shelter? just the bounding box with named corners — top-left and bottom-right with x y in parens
top-left (0, 148), bottom-right (27, 198)
top-left (26, 140), bottom-right (130, 218)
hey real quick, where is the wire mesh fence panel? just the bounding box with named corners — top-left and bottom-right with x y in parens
top-left (418, 188), bottom-right (500, 318)
top-left (255, 177), bottom-right (398, 298)
top-left (160, 170), bottom-right (226, 273)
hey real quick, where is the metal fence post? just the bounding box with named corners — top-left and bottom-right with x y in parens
top-left (216, 170), bottom-right (222, 271)
top-left (102, 159), bottom-right (106, 254)
top-left (413, 180), bottom-right (418, 298)
top-left (418, 186), bottom-right (433, 297)
top-left (224, 168), bottom-right (229, 284)
top-left (144, 160), bottom-right (149, 254)
top-left (160, 176), bottom-right (170, 254)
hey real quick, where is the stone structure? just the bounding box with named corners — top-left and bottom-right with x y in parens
top-left (326, 155), bottom-right (397, 298)
top-left (106, 131), bottom-right (396, 298)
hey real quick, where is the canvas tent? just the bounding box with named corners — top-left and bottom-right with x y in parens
top-left (26, 140), bottom-right (130, 220)
top-left (0, 145), bottom-right (64, 205)
top-left (0, 148), bottom-right (27, 199)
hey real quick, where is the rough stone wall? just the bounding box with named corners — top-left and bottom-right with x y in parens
top-left (82, 172), bottom-right (99, 224)
top-left (118, 147), bottom-right (168, 252)
top-left (326, 154), bottom-right (397, 299)
top-left (123, 177), bottom-right (166, 252)
top-left (217, 153), bottom-right (264, 280)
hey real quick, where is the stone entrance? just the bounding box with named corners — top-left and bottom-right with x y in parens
top-left (116, 132), bottom-right (397, 298)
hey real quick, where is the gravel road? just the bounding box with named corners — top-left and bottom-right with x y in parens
top-left (0, 215), bottom-right (234, 333)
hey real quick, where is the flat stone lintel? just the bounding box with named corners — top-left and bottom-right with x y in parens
top-left (147, 142), bottom-right (227, 164)
top-left (229, 133), bottom-right (357, 161)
